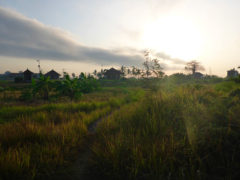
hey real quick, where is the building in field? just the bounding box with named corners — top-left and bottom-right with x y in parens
top-left (45, 70), bottom-right (61, 80)
top-left (227, 68), bottom-right (239, 78)
top-left (104, 68), bottom-right (123, 80)
top-left (193, 72), bottom-right (204, 79)
top-left (23, 69), bottom-right (34, 82)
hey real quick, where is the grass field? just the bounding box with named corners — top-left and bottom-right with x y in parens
top-left (0, 78), bottom-right (240, 179)
top-left (0, 85), bottom-right (145, 179)
top-left (88, 81), bottom-right (240, 179)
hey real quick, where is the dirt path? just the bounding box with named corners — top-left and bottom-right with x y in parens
top-left (41, 112), bottom-right (111, 180)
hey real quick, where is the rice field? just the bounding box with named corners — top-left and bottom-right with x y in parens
top-left (0, 78), bottom-right (240, 179)
top-left (0, 86), bottom-right (145, 179)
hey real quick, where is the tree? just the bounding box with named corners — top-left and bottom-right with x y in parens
top-left (63, 71), bottom-right (68, 78)
top-left (185, 60), bottom-right (205, 75)
top-left (121, 65), bottom-right (127, 78)
top-left (131, 66), bottom-right (136, 75)
top-left (127, 68), bottom-right (131, 76)
top-left (57, 75), bottom-right (82, 100)
top-left (79, 75), bottom-right (99, 93)
top-left (32, 75), bottom-right (51, 100)
top-left (72, 73), bottom-right (76, 78)
top-left (96, 69), bottom-right (105, 79)
top-left (93, 69), bottom-right (97, 77)
top-left (142, 50), bottom-right (164, 78)
top-left (142, 60), bottom-right (152, 78)
top-left (131, 66), bottom-right (139, 78)
top-left (151, 58), bottom-right (164, 78)
top-left (79, 72), bottom-right (86, 80)
top-left (136, 68), bottom-right (141, 79)
top-left (97, 72), bottom-right (103, 79)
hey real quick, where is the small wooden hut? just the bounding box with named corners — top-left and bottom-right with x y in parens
top-left (23, 69), bottom-right (33, 82)
top-left (104, 68), bottom-right (123, 80)
top-left (45, 70), bottom-right (61, 80)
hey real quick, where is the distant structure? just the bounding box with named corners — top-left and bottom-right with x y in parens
top-left (227, 68), bottom-right (239, 78)
top-left (23, 69), bottom-right (34, 82)
top-left (0, 71), bottom-right (23, 81)
top-left (193, 72), bottom-right (204, 79)
top-left (45, 70), bottom-right (61, 80)
top-left (104, 68), bottom-right (123, 80)
top-left (8, 73), bottom-right (23, 80)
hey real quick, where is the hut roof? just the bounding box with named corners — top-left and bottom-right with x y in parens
top-left (23, 69), bottom-right (33, 74)
top-left (104, 68), bottom-right (122, 75)
top-left (45, 70), bottom-right (61, 76)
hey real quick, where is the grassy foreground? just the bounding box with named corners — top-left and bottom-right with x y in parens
top-left (0, 87), bottom-right (145, 179)
top-left (1, 78), bottom-right (240, 179)
top-left (89, 83), bottom-right (240, 179)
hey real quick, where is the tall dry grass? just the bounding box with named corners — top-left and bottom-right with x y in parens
top-left (90, 85), bottom-right (240, 179)
top-left (0, 87), bottom-right (145, 179)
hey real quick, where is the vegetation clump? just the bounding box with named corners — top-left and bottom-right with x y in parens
top-left (89, 83), bottom-right (240, 180)
top-left (0, 86), bottom-right (144, 179)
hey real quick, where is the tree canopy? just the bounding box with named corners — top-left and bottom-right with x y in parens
top-left (185, 60), bottom-right (205, 74)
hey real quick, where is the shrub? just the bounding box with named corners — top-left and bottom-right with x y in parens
top-left (229, 88), bottom-right (240, 98)
top-left (56, 75), bottom-right (82, 100)
top-left (32, 75), bottom-right (52, 100)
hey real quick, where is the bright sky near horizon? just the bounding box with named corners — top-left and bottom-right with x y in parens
top-left (0, 0), bottom-right (240, 76)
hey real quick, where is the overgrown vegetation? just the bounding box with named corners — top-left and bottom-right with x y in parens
top-left (0, 73), bottom-right (240, 179)
top-left (0, 86), bottom-right (144, 179)
top-left (89, 82), bottom-right (240, 179)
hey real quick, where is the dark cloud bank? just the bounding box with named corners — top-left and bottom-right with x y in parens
top-left (0, 7), bottom-right (144, 66)
top-left (0, 7), bottom-right (185, 68)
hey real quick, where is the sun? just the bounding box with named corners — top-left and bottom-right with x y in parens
top-left (141, 15), bottom-right (203, 61)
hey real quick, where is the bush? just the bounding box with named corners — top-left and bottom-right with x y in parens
top-left (229, 88), bottom-right (240, 97)
top-left (32, 75), bottom-right (52, 100)
top-left (56, 75), bottom-right (82, 100)
top-left (79, 78), bottom-right (100, 93)
top-left (233, 76), bottom-right (240, 83)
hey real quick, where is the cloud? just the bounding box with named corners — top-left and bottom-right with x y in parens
top-left (0, 7), bottom-right (144, 66)
top-left (154, 52), bottom-right (186, 65)
top-left (0, 6), bottom-right (187, 73)
top-left (110, 47), bottom-right (186, 71)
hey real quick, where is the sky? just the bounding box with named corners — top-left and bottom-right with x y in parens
top-left (0, 0), bottom-right (240, 76)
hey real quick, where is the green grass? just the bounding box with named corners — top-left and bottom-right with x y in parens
top-left (89, 85), bottom-right (240, 179)
top-left (0, 101), bottom-right (109, 123)
top-left (215, 80), bottom-right (240, 93)
top-left (1, 78), bottom-right (240, 179)
top-left (0, 87), bottom-right (145, 179)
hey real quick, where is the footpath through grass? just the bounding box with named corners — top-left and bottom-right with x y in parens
top-left (0, 87), bottom-right (145, 180)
